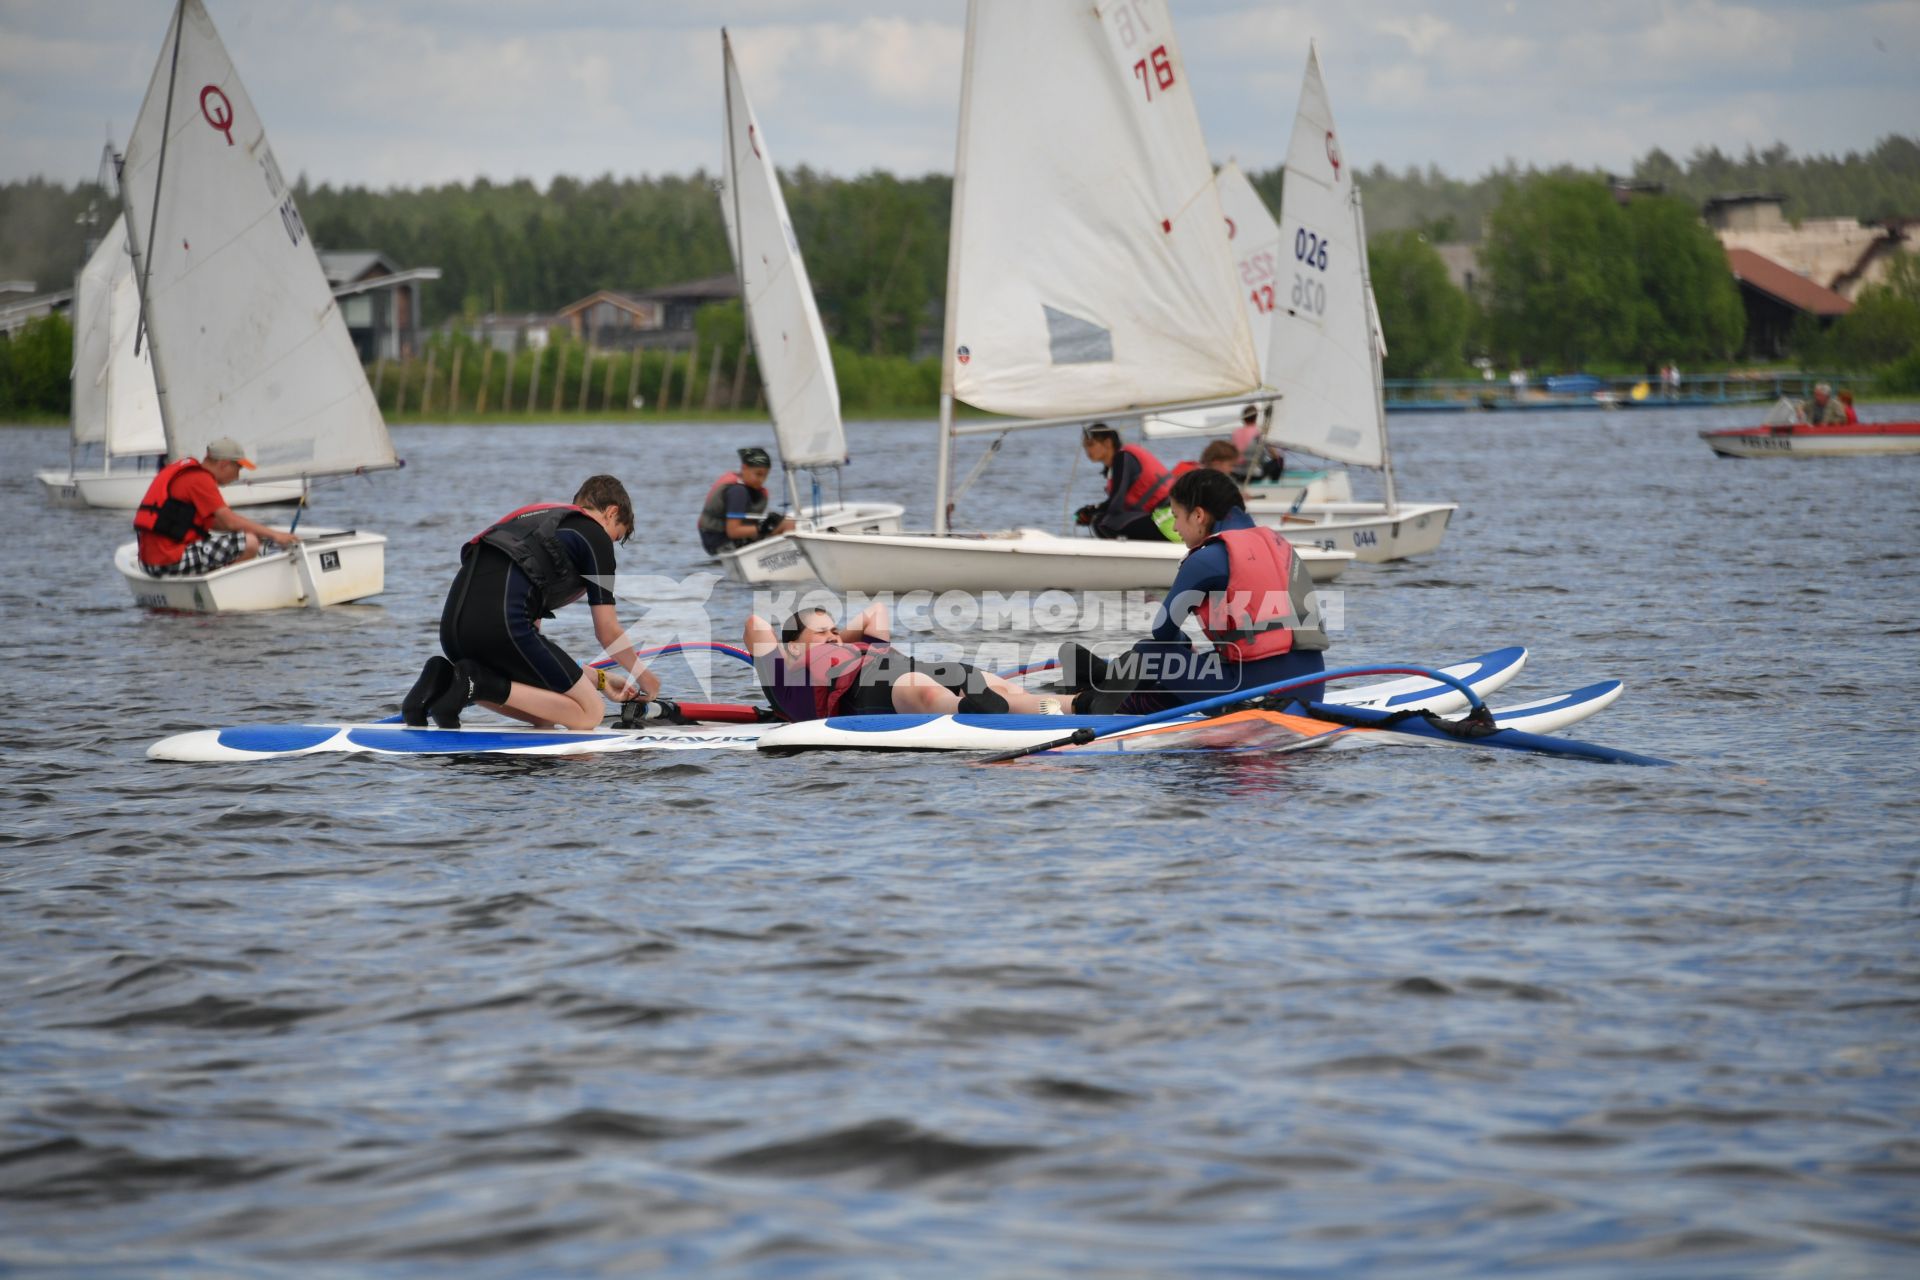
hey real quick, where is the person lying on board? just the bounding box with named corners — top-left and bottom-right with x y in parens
top-left (1229, 403), bottom-right (1286, 482)
top-left (133, 436), bottom-right (303, 577)
top-left (1061, 468), bottom-right (1330, 716)
top-left (402, 474), bottom-right (661, 730)
top-left (698, 446), bottom-right (796, 555)
top-left (746, 601), bottom-right (1073, 720)
top-left (1074, 424), bottom-right (1176, 541)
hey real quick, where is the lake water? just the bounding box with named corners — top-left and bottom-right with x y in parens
top-left (2, 405), bottom-right (1916, 1277)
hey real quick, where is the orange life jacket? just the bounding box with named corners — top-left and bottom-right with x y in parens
top-left (133, 458), bottom-right (213, 555)
top-left (1108, 444), bottom-right (1175, 517)
top-left (1192, 526), bottom-right (1323, 662)
top-left (697, 471), bottom-right (769, 537)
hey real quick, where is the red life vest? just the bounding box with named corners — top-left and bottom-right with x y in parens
top-left (465, 503), bottom-right (590, 617)
top-left (1193, 526), bottom-right (1311, 662)
top-left (1108, 444), bottom-right (1175, 517)
top-left (697, 471), bottom-right (770, 536)
top-left (1170, 460), bottom-right (1200, 479)
top-left (760, 640), bottom-right (879, 721)
top-left (133, 458), bottom-right (214, 552)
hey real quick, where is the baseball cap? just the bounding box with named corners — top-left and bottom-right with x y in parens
top-left (737, 446), bottom-right (772, 468)
top-left (205, 437), bottom-right (256, 469)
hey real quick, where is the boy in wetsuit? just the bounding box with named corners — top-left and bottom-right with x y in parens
top-left (402, 475), bottom-right (661, 730)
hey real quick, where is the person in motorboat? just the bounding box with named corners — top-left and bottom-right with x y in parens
top-left (133, 436), bottom-right (303, 577)
top-left (1838, 389), bottom-right (1860, 425)
top-left (1806, 382), bottom-right (1847, 426)
top-left (403, 474), bottom-right (661, 730)
top-left (746, 600), bottom-right (1073, 720)
top-left (1229, 403), bottom-right (1285, 482)
top-left (1074, 424), bottom-right (1176, 541)
top-left (698, 446), bottom-right (795, 555)
top-left (1061, 468), bottom-right (1330, 715)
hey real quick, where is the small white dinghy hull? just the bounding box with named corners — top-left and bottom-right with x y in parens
top-left (114, 527), bottom-right (386, 613)
top-left (1248, 500), bottom-right (1457, 562)
top-left (37, 466), bottom-right (304, 511)
top-left (790, 527), bottom-right (1353, 594)
top-left (1244, 469), bottom-right (1353, 507)
top-left (718, 501), bottom-right (907, 583)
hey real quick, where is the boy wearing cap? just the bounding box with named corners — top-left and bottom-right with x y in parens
top-left (132, 437), bottom-right (301, 576)
top-left (697, 446), bottom-right (793, 555)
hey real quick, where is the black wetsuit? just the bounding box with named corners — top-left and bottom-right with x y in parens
top-left (438, 513), bottom-right (618, 692)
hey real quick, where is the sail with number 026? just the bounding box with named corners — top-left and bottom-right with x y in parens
top-left (1262, 42), bottom-right (1385, 469)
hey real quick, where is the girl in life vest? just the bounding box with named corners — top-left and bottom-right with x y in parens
top-left (1062, 467), bottom-right (1330, 716)
top-left (744, 601), bottom-right (1074, 720)
top-left (1075, 424), bottom-right (1175, 542)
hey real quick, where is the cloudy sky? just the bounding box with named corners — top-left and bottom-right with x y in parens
top-left (2, 1), bottom-right (1915, 190)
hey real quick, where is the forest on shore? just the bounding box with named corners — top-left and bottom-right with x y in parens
top-left (4, 136), bottom-right (1918, 418)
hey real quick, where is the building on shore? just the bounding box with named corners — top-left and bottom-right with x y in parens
top-left (1703, 193), bottom-right (1912, 303)
top-left (318, 251), bottom-right (441, 363)
top-left (555, 275), bottom-right (741, 351)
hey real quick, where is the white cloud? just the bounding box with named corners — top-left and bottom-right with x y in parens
top-left (0, 0), bottom-right (1913, 188)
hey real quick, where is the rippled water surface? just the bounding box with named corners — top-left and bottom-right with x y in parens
top-left (3, 407), bottom-right (1917, 1277)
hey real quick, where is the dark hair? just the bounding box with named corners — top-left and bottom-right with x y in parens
top-left (1199, 440), bottom-right (1240, 466)
top-left (1169, 467), bottom-right (1244, 524)
top-left (780, 607), bottom-right (832, 643)
top-left (1081, 423), bottom-right (1121, 450)
top-left (573, 475), bottom-right (634, 542)
top-left (1240, 403), bottom-right (1259, 422)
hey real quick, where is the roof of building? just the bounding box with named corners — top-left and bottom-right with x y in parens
top-left (317, 251), bottom-right (399, 288)
top-left (631, 273), bottom-right (741, 302)
top-left (1725, 247), bottom-right (1853, 316)
top-left (1705, 191), bottom-right (1787, 209)
top-left (557, 276), bottom-right (742, 317)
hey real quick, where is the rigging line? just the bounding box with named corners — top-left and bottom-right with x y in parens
top-left (1060, 431), bottom-right (1082, 534)
top-left (948, 430), bottom-right (1007, 519)
top-left (135, 0), bottom-right (186, 359)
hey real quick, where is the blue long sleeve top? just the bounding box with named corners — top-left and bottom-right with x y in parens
top-left (1149, 508), bottom-right (1258, 644)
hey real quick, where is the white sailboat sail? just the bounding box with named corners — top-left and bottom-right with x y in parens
top-left (102, 219), bottom-right (167, 458)
top-left (946, 0), bottom-right (1257, 419)
top-left (69, 226), bottom-right (116, 449)
top-left (1263, 43), bottom-right (1385, 469)
top-left (71, 217), bottom-right (167, 459)
top-left (118, 0), bottom-right (394, 482)
top-left (1145, 160), bottom-right (1284, 438)
top-left (720, 30), bottom-right (845, 471)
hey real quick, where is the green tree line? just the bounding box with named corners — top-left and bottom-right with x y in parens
top-left (6, 136), bottom-right (1918, 415)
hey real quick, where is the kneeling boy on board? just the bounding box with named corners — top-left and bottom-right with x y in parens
top-left (402, 474), bottom-right (660, 730)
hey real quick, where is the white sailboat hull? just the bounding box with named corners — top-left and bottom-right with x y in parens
top-left (114, 528), bottom-right (386, 613)
top-left (1243, 469), bottom-right (1353, 507)
top-left (1246, 500), bottom-right (1457, 562)
top-left (717, 501), bottom-right (907, 583)
top-left (791, 528), bottom-right (1352, 594)
top-left (37, 466), bottom-right (304, 511)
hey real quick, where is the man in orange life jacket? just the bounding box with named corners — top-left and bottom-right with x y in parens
top-left (401, 474), bottom-right (660, 731)
top-left (698, 446), bottom-right (794, 555)
top-left (1074, 424), bottom-right (1175, 541)
top-left (133, 436), bottom-right (302, 576)
top-left (1062, 467), bottom-right (1329, 715)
